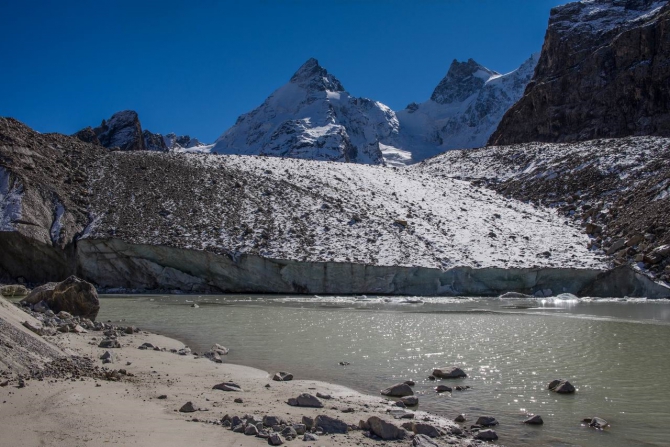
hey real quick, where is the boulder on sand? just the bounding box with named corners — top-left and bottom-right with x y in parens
top-left (22, 276), bottom-right (100, 320)
top-left (381, 383), bottom-right (414, 397)
top-left (272, 371), bottom-right (293, 381)
top-left (314, 415), bottom-right (348, 434)
top-left (287, 393), bottom-right (323, 408)
top-left (367, 416), bottom-right (407, 440)
top-left (212, 382), bottom-right (242, 392)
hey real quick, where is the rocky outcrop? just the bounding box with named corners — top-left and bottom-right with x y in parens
top-left (72, 127), bottom-right (100, 145)
top-left (142, 130), bottom-right (168, 152)
top-left (93, 110), bottom-right (145, 151)
top-left (490, 0), bottom-right (670, 145)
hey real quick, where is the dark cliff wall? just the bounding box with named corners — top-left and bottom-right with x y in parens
top-left (490, 0), bottom-right (670, 145)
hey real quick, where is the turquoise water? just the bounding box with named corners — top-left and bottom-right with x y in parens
top-left (98, 295), bottom-right (670, 447)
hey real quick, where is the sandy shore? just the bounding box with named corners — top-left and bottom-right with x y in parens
top-left (0, 299), bottom-right (483, 447)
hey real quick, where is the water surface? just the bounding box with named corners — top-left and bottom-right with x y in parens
top-left (98, 295), bottom-right (670, 447)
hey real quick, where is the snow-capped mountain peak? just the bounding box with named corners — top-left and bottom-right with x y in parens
top-left (430, 58), bottom-right (500, 104)
top-left (212, 58), bottom-right (398, 164)
top-left (289, 57), bottom-right (345, 92)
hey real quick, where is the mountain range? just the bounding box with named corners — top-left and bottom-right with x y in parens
top-left (76, 55), bottom-right (538, 166)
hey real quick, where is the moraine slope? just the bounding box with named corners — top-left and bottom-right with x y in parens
top-left (1, 118), bottom-right (666, 296)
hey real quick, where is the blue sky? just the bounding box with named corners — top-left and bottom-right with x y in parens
top-left (0, 0), bottom-right (566, 142)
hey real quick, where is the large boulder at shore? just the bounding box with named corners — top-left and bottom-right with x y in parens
top-left (287, 393), bottom-right (323, 408)
top-left (381, 383), bottom-right (414, 397)
top-left (314, 415), bottom-right (348, 434)
top-left (21, 276), bottom-right (100, 320)
top-left (432, 366), bottom-right (467, 379)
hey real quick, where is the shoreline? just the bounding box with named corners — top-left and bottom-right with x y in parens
top-left (0, 297), bottom-right (485, 447)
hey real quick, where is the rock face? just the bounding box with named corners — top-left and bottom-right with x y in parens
top-left (394, 54), bottom-right (538, 162)
top-left (22, 276), bottom-right (99, 320)
top-left (74, 111), bottom-right (209, 154)
top-left (1, 117), bottom-right (668, 297)
top-left (142, 130), bottom-right (168, 152)
top-left (490, 0), bottom-right (670, 145)
top-left (212, 58), bottom-right (391, 165)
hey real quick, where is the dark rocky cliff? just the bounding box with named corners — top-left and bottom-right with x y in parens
top-left (490, 0), bottom-right (670, 145)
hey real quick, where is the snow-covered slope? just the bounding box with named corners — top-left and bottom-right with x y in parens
top-left (390, 54), bottom-right (538, 162)
top-left (212, 58), bottom-right (397, 165)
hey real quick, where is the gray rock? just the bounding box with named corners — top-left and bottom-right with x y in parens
top-left (22, 276), bottom-right (100, 320)
top-left (435, 385), bottom-right (452, 392)
top-left (314, 415), bottom-right (348, 434)
top-left (401, 396), bottom-right (419, 406)
top-left (412, 434), bottom-right (440, 447)
top-left (432, 366), bottom-right (467, 379)
top-left (288, 393), bottom-right (323, 408)
top-left (548, 379), bottom-right (575, 394)
top-left (315, 392), bottom-right (332, 399)
top-left (588, 417), bottom-right (608, 429)
top-left (211, 343), bottom-right (229, 355)
top-left (301, 416), bottom-right (314, 429)
top-left (476, 429), bottom-right (498, 441)
top-left (302, 433), bottom-right (318, 441)
top-left (268, 433), bottom-right (284, 446)
top-left (179, 401), bottom-right (197, 413)
top-left (404, 380), bottom-right (415, 386)
top-left (281, 426), bottom-right (297, 438)
top-left (21, 320), bottom-right (43, 335)
top-left (454, 414), bottom-right (466, 423)
top-left (273, 371), bottom-right (293, 381)
top-left (381, 383), bottom-right (414, 397)
top-left (411, 423), bottom-right (444, 438)
top-left (293, 424), bottom-right (306, 435)
top-left (367, 416), bottom-right (407, 440)
top-left (33, 301), bottom-right (50, 313)
top-left (524, 415), bottom-right (543, 425)
top-left (245, 425), bottom-right (259, 436)
top-left (263, 416), bottom-right (281, 427)
top-left (98, 338), bottom-right (121, 348)
top-left (0, 284), bottom-right (30, 297)
top-left (476, 416), bottom-right (498, 427)
top-left (233, 424), bottom-right (246, 433)
top-left (138, 342), bottom-right (155, 350)
top-left (213, 382), bottom-right (242, 392)
top-left (99, 351), bottom-right (114, 362)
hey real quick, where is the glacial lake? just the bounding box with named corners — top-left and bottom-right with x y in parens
top-left (98, 294), bottom-right (670, 447)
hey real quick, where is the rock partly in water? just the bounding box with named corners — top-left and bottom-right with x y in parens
top-left (524, 415), bottom-right (543, 425)
top-left (410, 422), bottom-right (444, 438)
top-left (400, 396), bottom-right (419, 406)
top-left (475, 429), bottom-right (498, 441)
top-left (432, 367), bottom-right (467, 379)
top-left (435, 385), bottom-right (452, 393)
top-left (454, 414), bottom-right (466, 423)
top-left (476, 416), bottom-right (499, 427)
top-left (381, 383), bottom-right (414, 397)
top-left (587, 417), bottom-right (609, 429)
top-left (548, 379), bottom-right (575, 394)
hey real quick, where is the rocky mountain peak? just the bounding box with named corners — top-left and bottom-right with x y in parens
top-left (289, 58), bottom-right (345, 92)
top-left (93, 110), bottom-right (144, 151)
top-left (430, 58), bottom-right (499, 104)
